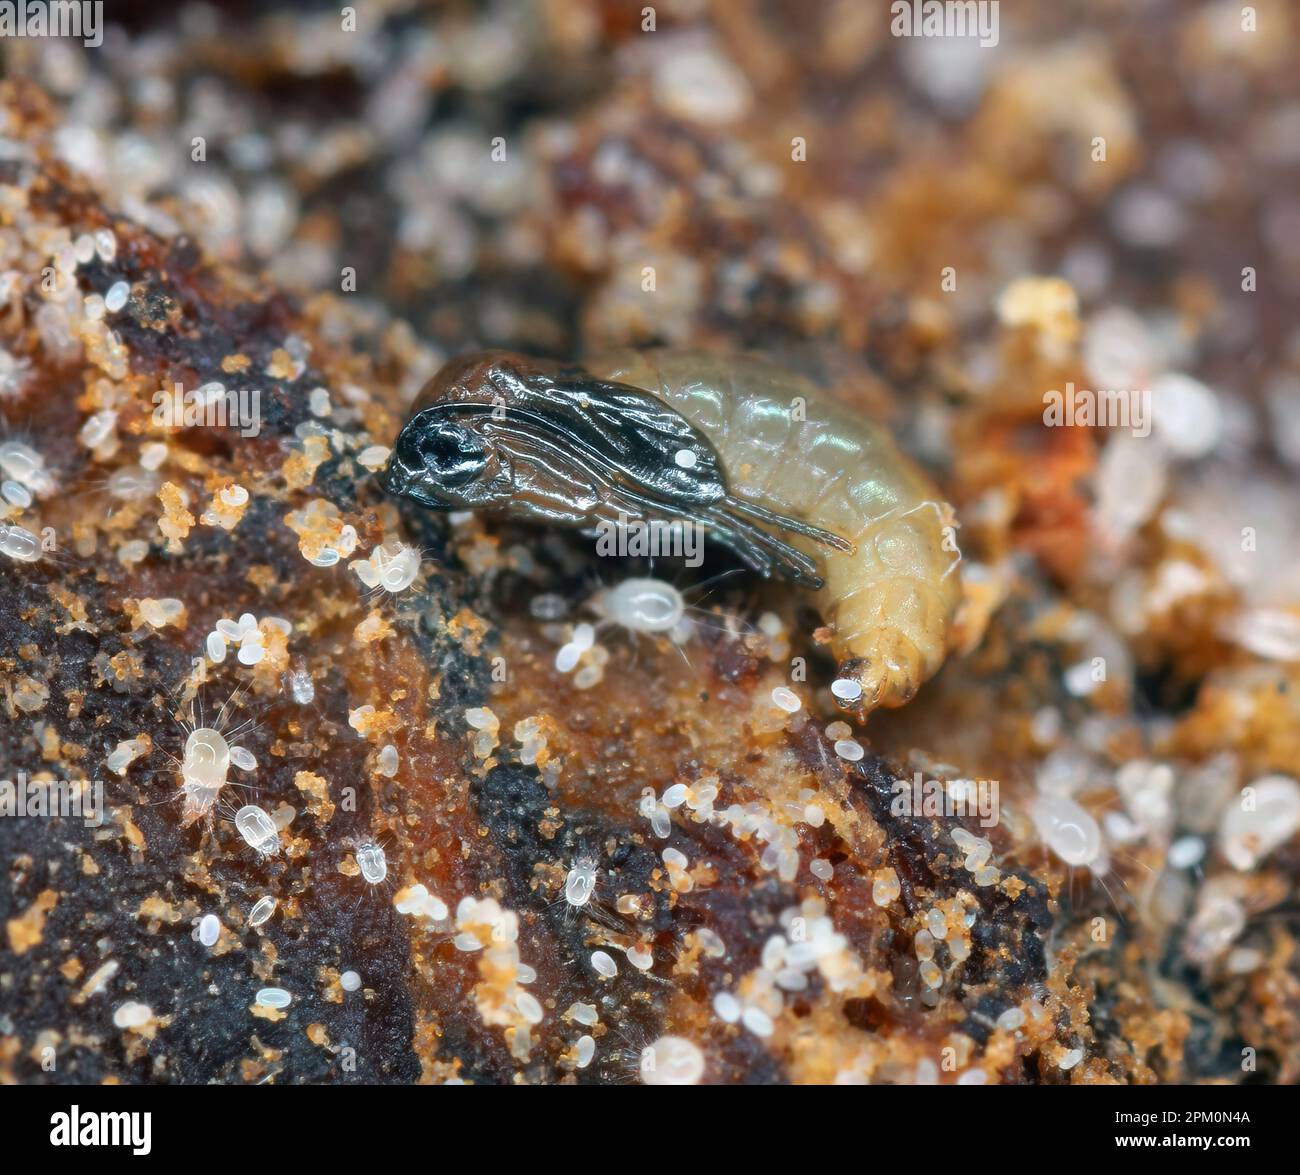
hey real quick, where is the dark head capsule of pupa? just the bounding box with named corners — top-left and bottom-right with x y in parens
top-left (382, 351), bottom-right (730, 514)
top-left (381, 354), bottom-right (513, 511)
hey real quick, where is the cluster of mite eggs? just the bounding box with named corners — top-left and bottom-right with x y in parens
top-left (0, 440), bottom-right (56, 563)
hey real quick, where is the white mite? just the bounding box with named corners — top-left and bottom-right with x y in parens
top-left (640, 1035), bottom-right (706, 1085)
top-left (1032, 794), bottom-right (1105, 869)
top-left (0, 523), bottom-right (42, 563)
top-left (594, 577), bottom-right (685, 635)
top-left (235, 804), bottom-right (280, 856)
top-left (350, 540), bottom-right (421, 594)
top-left (289, 667), bottom-right (315, 704)
top-left (564, 853), bottom-right (598, 909)
top-left (180, 727), bottom-right (230, 824)
top-left (356, 841), bottom-right (388, 885)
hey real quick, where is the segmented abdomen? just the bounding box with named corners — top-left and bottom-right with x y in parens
top-left (588, 349), bottom-right (962, 714)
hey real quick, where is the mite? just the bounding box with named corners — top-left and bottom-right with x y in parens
top-left (382, 350), bottom-right (962, 716)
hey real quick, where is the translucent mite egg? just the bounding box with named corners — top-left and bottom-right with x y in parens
top-left (1186, 892), bottom-right (1246, 963)
top-left (529, 592), bottom-right (567, 620)
top-left (248, 896), bottom-right (277, 927)
top-left (771, 686), bottom-right (801, 713)
top-left (235, 804), bottom-right (280, 856)
top-left (0, 523), bottom-right (42, 563)
top-left (356, 841), bottom-right (388, 885)
top-left (1031, 794), bottom-right (1103, 867)
top-left (713, 992), bottom-right (741, 1023)
top-left (106, 737), bottom-right (150, 776)
top-left (569, 1001), bottom-right (598, 1026)
top-left (833, 737), bottom-right (865, 762)
top-left (516, 991), bottom-right (544, 1024)
top-left (997, 1007), bottom-right (1026, 1032)
top-left (0, 441), bottom-right (55, 496)
top-left (640, 1036), bottom-right (705, 1085)
top-left (255, 987), bottom-right (291, 1009)
top-left (105, 281), bottom-right (130, 313)
top-left (94, 228), bottom-right (117, 262)
top-left (597, 577), bottom-right (684, 634)
top-left (197, 914), bottom-right (220, 947)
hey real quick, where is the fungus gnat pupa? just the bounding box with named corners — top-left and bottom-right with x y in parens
top-left (383, 350), bottom-right (964, 720)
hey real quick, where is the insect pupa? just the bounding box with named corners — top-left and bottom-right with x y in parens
top-left (383, 350), bottom-right (962, 717)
